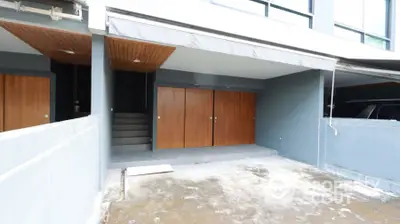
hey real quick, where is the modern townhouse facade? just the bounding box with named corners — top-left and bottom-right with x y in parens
top-left (1, 0), bottom-right (400, 223)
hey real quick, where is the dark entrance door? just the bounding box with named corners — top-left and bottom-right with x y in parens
top-left (114, 71), bottom-right (147, 113)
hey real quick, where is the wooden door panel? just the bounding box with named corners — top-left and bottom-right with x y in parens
top-left (184, 88), bottom-right (213, 148)
top-left (0, 75), bottom-right (4, 132)
top-left (156, 87), bottom-right (185, 149)
top-left (240, 92), bottom-right (256, 144)
top-left (214, 90), bottom-right (256, 146)
top-left (4, 75), bottom-right (50, 131)
top-left (214, 90), bottom-right (239, 146)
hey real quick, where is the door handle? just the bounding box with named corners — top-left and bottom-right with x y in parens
top-left (214, 117), bottom-right (217, 123)
top-left (44, 114), bottom-right (49, 118)
top-left (158, 116), bottom-right (160, 119)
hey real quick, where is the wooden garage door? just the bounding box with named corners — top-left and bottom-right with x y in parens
top-left (0, 75), bottom-right (4, 132)
top-left (239, 92), bottom-right (256, 144)
top-left (156, 87), bottom-right (185, 149)
top-left (4, 75), bottom-right (50, 131)
top-left (214, 90), bottom-right (256, 146)
top-left (185, 88), bottom-right (213, 148)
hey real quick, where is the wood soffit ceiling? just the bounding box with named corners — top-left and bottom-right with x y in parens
top-left (0, 21), bottom-right (176, 72)
top-left (0, 21), bottom-right (92, 65)
top-left (105, 36), bottom-right (176, 73)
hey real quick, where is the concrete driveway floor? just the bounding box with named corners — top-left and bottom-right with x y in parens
top-left (104, 156), bottom-right (400, 224)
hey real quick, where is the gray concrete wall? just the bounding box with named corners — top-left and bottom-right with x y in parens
top-left (91, 35), bottom-right (113, 188)
top-left (0, 52), bottom-right (50, 72)
top-left (321, 118), bottom-right (400, 194)
top-left (156, 69), bottom-right (265, 91)
top-left (0, 116), bottom-right (101, 224)
top-left (256, 70), bottom-right (324, 166)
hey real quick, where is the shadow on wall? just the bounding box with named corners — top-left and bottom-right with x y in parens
top-left (256, 70), bottom-right (324, 166)
top-left (52, 60), bottom-right (92, 122)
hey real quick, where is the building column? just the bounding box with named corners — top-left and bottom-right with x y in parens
top-left (390, 0), bottom-right (397, 51)
top-left (88, 0), bottom-right (106, 35)
top-left (313, 0), bottom-right (335, 35)
top-left (91, 35), bottom-right (113, 189)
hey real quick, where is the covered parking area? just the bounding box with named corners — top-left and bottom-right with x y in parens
top-left (106, 12), bottom-right (336, 160)
top-left (321, 61), bottom-right (400, 195)
top-left (106, 10), bottom-right (400, 197)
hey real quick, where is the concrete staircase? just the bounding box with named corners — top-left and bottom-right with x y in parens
top-left (112, 113), bottom-right (151, 152)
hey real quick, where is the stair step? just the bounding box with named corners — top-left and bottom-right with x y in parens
top-left (113, 144), bottom-right (151, 152)
top-left (113, 124), bottom-right (148, 131)
top-left (113, 130), bottom-right (149, 138)
top-left (114, 113), bottom-right (147, 119)
top-left (113, 137), bottom-right (150, 145)
top-left (114, 118), bottom-right (148, 125)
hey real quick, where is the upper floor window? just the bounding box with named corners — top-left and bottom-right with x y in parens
top-left (334, 0), bottom-right (390, 50)
top-left (268, 0), bottom-right (313, 28)
top-left (213, 0), bottom-right (313, 28)
top-left (242, 0), bottom-right (313, 28)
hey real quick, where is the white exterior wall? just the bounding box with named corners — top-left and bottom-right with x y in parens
top-left (106, 0), bottom-right (400, 60)
top-left (0, 116), bottom-right (101, 224)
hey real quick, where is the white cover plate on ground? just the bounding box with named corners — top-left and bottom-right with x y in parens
top-left (126, 164), bottom-right (174, 176)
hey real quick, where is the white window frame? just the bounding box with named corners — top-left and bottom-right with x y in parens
top-left (334, 0), bottom-right (391, 50)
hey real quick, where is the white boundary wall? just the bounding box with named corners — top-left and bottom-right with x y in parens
top-left (0, 116), bottom-right (101, 224)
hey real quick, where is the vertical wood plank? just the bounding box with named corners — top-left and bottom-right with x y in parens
top-left (184, 88), bottom-right (213, 148)
top-left (240, 92), bottom-right (256, 144)
top-left (4, 75), bottom-right (50, 131)
top-left (214, 90), bottom-right (238, 146)
top-left (156, 87), bottom-right (185, 149)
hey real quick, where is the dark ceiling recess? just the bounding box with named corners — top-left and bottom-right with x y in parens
top-left (342, 59), bottom-right (400, 72)
top-left (58, 0), bottom-right (86, 6)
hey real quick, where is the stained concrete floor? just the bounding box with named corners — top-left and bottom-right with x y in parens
top-left (103, 156), bottom-right (400, 224)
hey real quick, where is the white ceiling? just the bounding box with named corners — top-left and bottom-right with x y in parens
top-left (0, 27), bottom-right (40, 55)
top-left (324, 71), bottom-right (397, 88)
top-left (161, 46), bottom-right (310, 79)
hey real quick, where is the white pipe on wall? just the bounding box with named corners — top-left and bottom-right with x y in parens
top-left (329, 68), bottom-right (338, 136)
top-left (0, 0), bottom-right (82, 21)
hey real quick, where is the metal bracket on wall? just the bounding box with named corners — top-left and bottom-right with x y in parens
top-left (0, 0), bottom-right (83, 21)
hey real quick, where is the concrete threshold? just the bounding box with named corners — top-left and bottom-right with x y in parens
top-left (110, 144), bottom-right (277, 169)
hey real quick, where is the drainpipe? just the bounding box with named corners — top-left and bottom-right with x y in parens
top-left (145, 72), bottom-right (148, 110)
top-left (329, 68), bottom-right (338, 136)
top-left (0, 0), bottom-right (83, 21)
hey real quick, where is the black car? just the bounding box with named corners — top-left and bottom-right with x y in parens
top-left (331, 99), bottom-right (400, 121)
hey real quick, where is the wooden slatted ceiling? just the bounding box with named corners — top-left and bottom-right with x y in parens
top-left (0, 21), bottom-right (176, 72)
top-left (0, 20), bottom-right (92, 65)
top-left (106, 36), bottom-right (176, 72)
